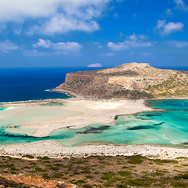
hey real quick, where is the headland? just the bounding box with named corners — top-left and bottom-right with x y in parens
top-left (53, 62), bottom-right (188, 100)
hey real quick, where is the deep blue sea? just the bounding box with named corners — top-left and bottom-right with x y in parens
top-left (0, 66), bottom-right (187, 103)
top-left (0, 66), bottom-right (188, 147)
top-left (0, 67), bottom-right (104, 102)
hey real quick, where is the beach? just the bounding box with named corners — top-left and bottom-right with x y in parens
top-left (1, 98), bottom-right (152, 137)
top-left (0, 97), bottom-right (188, 159)
top-left (1, 140), bottom-right (188, 159)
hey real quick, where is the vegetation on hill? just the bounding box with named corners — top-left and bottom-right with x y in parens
top-left (0, 155), bottom-right (188, 187)
top-left (145, 71), bottom-right (188, 98)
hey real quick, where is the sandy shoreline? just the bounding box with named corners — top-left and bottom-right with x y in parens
top-left (0, 97), bottom-right (152, 137)
top-left (0, 140), bottom-right (188, 159)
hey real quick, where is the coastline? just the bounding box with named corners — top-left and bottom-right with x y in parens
top-left (51, 88), bottom-right (84, 100)
top-left (0, 90), bottom-right (188, 159)
top-left (1, 140), bottom-right (188, 159)
top-left (0, 95), bottom-right (152, 137)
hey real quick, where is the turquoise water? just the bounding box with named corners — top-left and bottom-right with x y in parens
top-left (0, 100), bottom-right (188, 146)
top-left (147, 100), bottom-right (188, 110)
top-left (0, 107), bottom-right (7, 111)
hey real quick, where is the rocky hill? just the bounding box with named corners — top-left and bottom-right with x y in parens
top-left (53, 62), bottom-right (188, 100)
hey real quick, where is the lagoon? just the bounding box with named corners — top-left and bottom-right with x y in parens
top-left (0, 100), bottom-right (188, 147)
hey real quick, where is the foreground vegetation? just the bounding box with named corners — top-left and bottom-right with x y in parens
top-left (0, 155), bottom-right (188, 187)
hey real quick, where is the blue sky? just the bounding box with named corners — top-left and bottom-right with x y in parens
top-left (0, 0), bottom-right (188, 68)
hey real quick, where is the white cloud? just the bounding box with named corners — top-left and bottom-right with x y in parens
top-left (107, 33), bottom-right (152, 51)
top-left (0, 40), bottom-right (18, 53)
top-left (28, 16), bottom-right (99, 35)
top-left (33, 39), bottom-right (82, 51)
top-left (155, 20), bottom-right (184, 36)
top-left (87, 63), bottom-right (103, 67)
top-left (174, 0), bottom-right (188, 11)
top-left (33, 39), bottom-right (51, 48)
top-left (0, 0), bottom-right (110, 35)
top-left (168, 40), bottom-right (188, 47)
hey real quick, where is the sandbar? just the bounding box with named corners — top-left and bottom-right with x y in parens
top-left (0, 98), bottom-right (152, 137)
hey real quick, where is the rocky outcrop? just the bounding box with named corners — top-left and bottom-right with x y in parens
top-left (0, 174), bottom-right (77, 188)
top-left (54, 62), bottom-right (188, 99)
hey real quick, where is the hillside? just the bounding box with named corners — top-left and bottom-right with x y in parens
top-left (53, 62), bottom-right (188, 100)
top-left (1, 155), bottom-right (188, 188)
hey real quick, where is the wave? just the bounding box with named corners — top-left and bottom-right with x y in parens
top-left (45, 89), bottom-right (53, 92)
top-left (0, 99), bottom-right (37, 104)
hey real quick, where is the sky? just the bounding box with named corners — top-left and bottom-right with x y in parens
top-left (0, 0), bottom-right (188, 68)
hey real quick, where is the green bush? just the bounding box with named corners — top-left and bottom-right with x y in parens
top-left (126, 155), bottom-right (145, 164)
top-left (118, 171), bottom-right (131, 177)
top-left (101, 172), bottom-right (115, 180)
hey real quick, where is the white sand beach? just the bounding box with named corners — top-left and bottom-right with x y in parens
top-left (1, 98), bottom-right (152, 137)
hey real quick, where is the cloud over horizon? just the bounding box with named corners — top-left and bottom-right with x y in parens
top-left (33, 39), bottom-right (82, 51)
top-left (107, 33), bottom-right (152, 51)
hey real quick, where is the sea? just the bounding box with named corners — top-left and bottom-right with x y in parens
top-left (0, 66), bottom-right (188, 147)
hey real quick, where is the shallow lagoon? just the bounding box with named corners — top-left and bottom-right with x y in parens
top-left (0, 100), bottom-right (188, 147)
top-left (50, 109), bottom-right (188, 147)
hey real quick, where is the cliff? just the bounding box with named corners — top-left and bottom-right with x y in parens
top-left (54, 62), bottom-right (188, 100)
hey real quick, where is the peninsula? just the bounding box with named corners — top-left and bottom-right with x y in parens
top-left (53, 62), bottom-right (188, 99)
